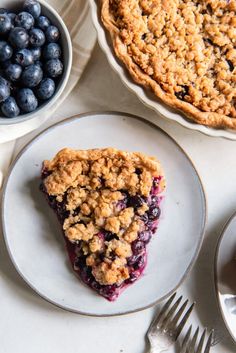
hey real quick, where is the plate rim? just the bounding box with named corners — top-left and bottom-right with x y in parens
top-left (88, 0), bottom-right (236, 141)
top-left (1, 111), bottom-right (207, 316)
top-left (214, 211), bottom-right (236, 344)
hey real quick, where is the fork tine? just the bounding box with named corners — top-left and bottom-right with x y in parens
top-left (160, 295), bottom-right (183, 330)
top-left (204, 330), bottom-right (214, 353)
top-left (180, 325), bottom-right (192, 353)
top-left (188, 327), bottom-right (199, 352)
top-left (169, 299), bottom-right (188, 330)
top-left (174, 302), bottom-right (195, 340)
top-left (196, 328), bottom-right (206, 353)
top-left (148, 292), bottom-right (176, 333)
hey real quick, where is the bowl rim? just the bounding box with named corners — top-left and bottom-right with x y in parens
top-left (0, 0), bottom-right (73, 125)
top-left (88, 0), bottom-right (236, 141)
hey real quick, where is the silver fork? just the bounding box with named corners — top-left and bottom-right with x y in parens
top-left (147, 292), bottom-right (195, 353)
top-left (180, 326), bottom-right (214, 353)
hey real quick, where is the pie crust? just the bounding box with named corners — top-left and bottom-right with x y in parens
top-left (101, 0), bottom-right (236, 129)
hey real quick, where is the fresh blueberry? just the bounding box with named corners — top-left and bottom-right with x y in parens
top-left (1, 96), bottom-right (20, 117)
top-left (45, 25), bottom-right (60, 42)
top-left (0, 41), bottom-right (13, 61)
top-left (45, 58), bottom-right (63, 78)
top-left (29, 28), bottom-right (45, 47)
top-left (15, 49), bottom-right (34, 67)
top-left (1, 59), bottom-right (11, 69)
top-left (0, 14), bottom-right (12, 34)
top-left (36, 78), bottom-right (55, 100)
top-left (5, 64), bottom-right (22, 81)
top-left (15, 11), bottom-right (35, 30)
top-left (0, 76), bottom-right (10, 87)
top-left (21, 64), bottom-right (43, 87)
top-left (9, 27), bottom-right (29, 49)
top-left (17, 88), bottom-right (38, 112)
top-left (43, 43), bottom-right (61, 60)
top-left (36, 15), bottom-right (50, 31)
top-left (147, 206), bottom-right (161, 220)
top-left (0, 80), bottom-right (10, 103)
top-left (30, 47), bottom-right (41, 61)
top-left (34, 60), bottom-right (42, 68)
top-left (131, 240), bottom-right (145, 255)
top-left (0, 8), bottom-right (8, 15)
top-left (127, 195), bottom-right (144, 209)
top-left (8, 13), bottom-right (16, 24)
top-left (23, 0), bottom-right (41, 19)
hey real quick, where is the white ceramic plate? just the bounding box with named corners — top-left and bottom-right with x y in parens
top-left (89, 0), bottom-right (236, 141)
top-left (2, 112), bottom-right (206, 316)
top-left (215, 212), bottom-right (236, 343)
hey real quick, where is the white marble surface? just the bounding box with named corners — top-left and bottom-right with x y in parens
top-left (1, 43), bottom-right (236, 353)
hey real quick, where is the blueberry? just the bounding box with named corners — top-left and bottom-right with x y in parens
top-left (0, 76), bottom-right (10, 87)
top-left (15, 49), bottom-right (34, 67)
top-left (23, 0), bottom-right (41, 19)
top-left (0, 80), bottom-right (10, 103)
top-left (5, 64), bottom-right (22, 81)
top-left (1, 59), bottom-right (11, 69)
top-left (36, 15), bottom-right (50, 31)
top-left (34, 60), bottom-right (42, 68)
top-left (131, 240), bottom-right (145, 255)
top-left (133, 255), bottom-right (145, 270)
top-left (36, 78), bottom-right (55, 100)
top-left (43, 43), bottom-right (61, 60)
top-left (138, 230), bottom-right (152, 243)
top-left (0, 8), bottom-right (8, 15)
top-left (29, 28), bottom-right (45, 47)
top-left (9, 27), bottom-right (29, 49)
top-left (31, 47), bottom-right (41, 61)
top-left (8, 13), bottom-right (16, 24)
top-left (1, 96), bottom-right (20, 118)
top-left (15, 11), bottom-right (35, 30)
top-left (0, 14), bottom-right (12, 34)
top-left (45, 25), bottom-right (60, 42)
top-left (17, 88), bottom-right (38, 112)
top-left (45, 58), bottom-right (63, 78)
top-left (148, 206), bottom-right (161, 220)
top-left (21, 64), bottom-right (43, 87)
top-left (0, 41), bottom-right (13, 61)
top-left (127, 195), bottom-right (144, 209)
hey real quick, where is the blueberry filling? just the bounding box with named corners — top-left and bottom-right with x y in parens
top-left (175, 85), bottom-right (189, 101)
top-left (227, 60), bottom-right (234, 72)
top-left (41, 171), bottom-right (163, 301)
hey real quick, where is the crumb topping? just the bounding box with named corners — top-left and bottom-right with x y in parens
top-left (42, 148), bottom-right (165, 286)
top-left (102, 0), bottom-right (236, 128)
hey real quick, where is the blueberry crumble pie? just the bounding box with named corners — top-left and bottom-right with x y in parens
top-left (101, 0), bottom-right (236, 129)
top-left (40, 148), bottom-right (165, 301)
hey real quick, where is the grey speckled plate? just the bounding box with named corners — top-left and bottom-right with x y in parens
top-left (2, 112), bottom-right (206, 316)
top-left (215, 212), bottom-right (236, 343)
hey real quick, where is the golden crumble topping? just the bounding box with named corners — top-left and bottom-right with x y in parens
top-left (42, 147), bottom-right (165, 286)
top-left (101, 0), bottom-right (236, 129)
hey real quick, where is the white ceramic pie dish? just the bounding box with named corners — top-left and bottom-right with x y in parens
top-left (89, 0), bottom-right (236, 141)
top-left (2, 111), bottom-right (207, 316)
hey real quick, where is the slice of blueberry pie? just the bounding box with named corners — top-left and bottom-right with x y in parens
top-left (40, 148), bottom-right (165, 301)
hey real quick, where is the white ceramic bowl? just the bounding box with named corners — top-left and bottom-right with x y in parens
top-left (0, 0), bottom-right (72, 125)
top-left (89, 0), bottom-right (236, 140)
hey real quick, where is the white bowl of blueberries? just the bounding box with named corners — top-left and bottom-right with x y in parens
top-left (0, 0), bottom-right (72, 124)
